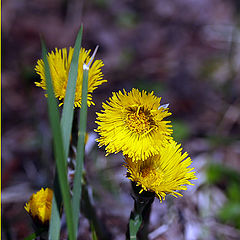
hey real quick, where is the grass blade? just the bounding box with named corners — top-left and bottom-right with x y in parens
top-left (61, 25), bottom-right (83, 159)
top-left (49, 174), bottom-right (61, 240)
top-left (72, 67), bottom-right (89, 234)
top-left (49, 26), bottom-right (83, 240)
top-left (72, 46), bottom-right (99, 234)
top-left (90, 222), bottom-right (98, 240)
top-left (41, 40), bottom-right (75, 240)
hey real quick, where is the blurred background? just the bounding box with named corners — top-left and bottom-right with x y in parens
top-left (2, 0), bottom-right (240, 239)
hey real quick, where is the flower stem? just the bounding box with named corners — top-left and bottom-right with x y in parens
top-left (127, 182), bottom-right (155, 240)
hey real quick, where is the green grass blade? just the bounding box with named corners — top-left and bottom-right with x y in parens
top-left (90, 222), bottom-right (98, 240)
top-left (72, 46), bottom-right (99, 235)
top-left (72, 68), bottom-right (89, 234)
top-left (49, 26), bottom-right (83, 240)
top-left (49, 196), bottom-right (60, 240)
top-left (41, 41), bottom-right (75, 240)
top-left (61, 25), bottom-right (83, 159)
top-left (49, 173), bottom-right (62, 240)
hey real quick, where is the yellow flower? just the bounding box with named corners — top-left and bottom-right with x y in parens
top-left (95, 89), bottom-right (172, 161)
top-left (25, 188), bottom-right (53, 224)
top-left (35, 47), bottom-right (107, 107)
top-left (124, 140), bottom-right (197, 201)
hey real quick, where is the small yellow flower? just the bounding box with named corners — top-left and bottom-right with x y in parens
top-left (25, 188), bottom-right (53, 224)
top-left (95, 89), bottom-right (172, 161)
top-left (35, 47), bottom-right (107, 107)
top-left (124, 140), bottom-right (197, 201)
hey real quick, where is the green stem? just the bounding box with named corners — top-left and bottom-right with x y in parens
top-left (72, 68), bottom-right (89, 236)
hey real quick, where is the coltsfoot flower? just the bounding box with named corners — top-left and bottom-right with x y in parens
top-left (35, 47), bottom-right (107, 107)
top-left (95, 89), bottom-right (172, 161)
top-left (24, 188), bottom-right (53, 225)
top-left (124, 140), bottom-right (197, 201)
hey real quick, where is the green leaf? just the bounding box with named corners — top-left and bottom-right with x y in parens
top-left (41, 41), bottom-right (75, 240)
top-left (49, 26), bottom-right (83, 240)
top-left (71, 45), bottom-right (99, 235)
top-left (129, 214), bottom-right (142, 240)
top-left (49, 177), bottom-right (61, 240)
top-left (90, 222), bottom-right (98, 240)
top-left (72, 68), bottom-right (89, 234)
top-left (61, 25), bottom-right (83, 160)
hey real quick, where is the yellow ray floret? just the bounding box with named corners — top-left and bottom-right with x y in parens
top-left (24, 188), bottom-right (53, 224)
top-left (95, 88), bottom-right (173, 161)
top-left (35, 47), bottom-right (107, 107)
top-left (124, 140), bottom-right (197, 201)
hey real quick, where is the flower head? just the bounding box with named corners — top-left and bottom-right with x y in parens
top-left (24, 188), bottom-right (53, 225)
top-left (124, 140), bottom-right (197, 201)
top-left (95, 89), bottom-right (172, 161)
top-left (35, 47), bottom-right (107, 107)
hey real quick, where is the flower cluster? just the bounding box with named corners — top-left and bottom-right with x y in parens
top-left (95, 88), bottom-right (196, 201)
top-left (25, 188), bottom-right (53, 225)
top-left (35, 47), bottom-right (107, 107)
